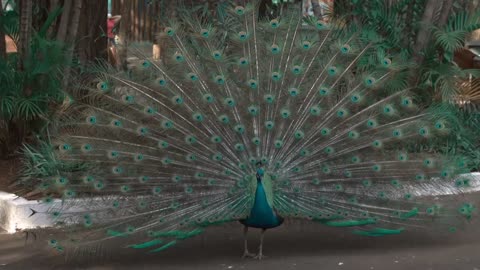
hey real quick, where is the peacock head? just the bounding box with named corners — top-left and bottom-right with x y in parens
top-left (256, 168), bottom-right (265, 181)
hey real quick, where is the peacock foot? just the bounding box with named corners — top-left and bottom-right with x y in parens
top-left (242, 251), bottom-right (256, 259)
top-left (254, 253), bottom-right (267, 260)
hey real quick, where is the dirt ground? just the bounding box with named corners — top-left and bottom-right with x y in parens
top-left (1, 221), bottom-right (480, 270)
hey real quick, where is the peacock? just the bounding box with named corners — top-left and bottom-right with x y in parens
top-left (31, 1), bottom-right (480, 260)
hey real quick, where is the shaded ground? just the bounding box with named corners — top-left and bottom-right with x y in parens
top-left (0, 159), bottom-right (19, 194)
top-left (1, 221), bottom-right (480, 270)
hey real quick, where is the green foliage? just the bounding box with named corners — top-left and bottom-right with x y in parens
top-left (0, 8), bottom-right (67, 158)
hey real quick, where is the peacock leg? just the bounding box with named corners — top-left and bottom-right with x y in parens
top-left (242, 226), bottom-right (255, 258)
top-left (254, 229), bottom-right (267, 260)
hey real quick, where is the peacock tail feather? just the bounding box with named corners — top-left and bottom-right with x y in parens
top-left (34, 1), bottom-right (479, 253)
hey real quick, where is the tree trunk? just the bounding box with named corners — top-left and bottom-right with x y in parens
top-left (62, 0), bottom-right (82, 88)
top-left (412, 0), bottom-right (439, 65)
top-left (18, 0), bottom-right (32, 72)
top-left (0, 8), bottom-right (6, 60)
top-left (77, 0), bottom-right (108, 64)
top-left (119, 0), bottom-right (131, 70)
top-left (56, 0), bottom-right (72, 42)
top-left (437, 0), bottom-right (454, 28)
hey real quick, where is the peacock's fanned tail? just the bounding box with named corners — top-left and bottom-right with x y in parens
top-left (37, 1), bottom-right (478, 252)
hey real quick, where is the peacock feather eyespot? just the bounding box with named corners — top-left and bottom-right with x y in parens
top-left (435, 121), bottom-right (446, 130)
top-left (185, 135), bottom-right (198, 144)
top-left (142, 60), bottom-right (151, 68)
top-left (234, 6), bottom-right (245, 15)
top-left (187, 72), bottom-right (199, 81)
top-left (211, 135), bottom-right (222, 143)
top-left (212, 50), bottom-right (222, 60)
top-left (324, 146), bottom-right (334, 154)
top-left (218, 114), bottom-right (230, 124)
top-left (86, 116), bottom-right (97, 125)
top-left (157, 78), bottom-right (167, 86)
top-left (144, 106), bottom-right (155, 115)
top-left (320, 127), bottom-right (331, 136)
top-left (248, 105), bottom-right (259, 116)
top-left (192, 112), bottom-right (204, 122)
top-left (238, 31), bottom-right (248, 41)
top-left (348, 131), bottom-right (359, 139)
top-left (419, 127), bottom-right (429, 137)
top-left (289, 88), bottom-right (299, 97)
top-left (235, 143), bottom-right (245, 151)
top-left (264, 94), bottom-right (275, 104)
top-left (112, 166), bottom-right (124, 174)
top-left (292, 66), bottom-right (303, 76)
top-left (161, 157), bottom-right (173, 165)
top-left (351, 156), bottom-right (361, 163)
top-left (336, 108), bottom-right (348, 118)
top-left (316, 20), bottom-right (328, 30)
top-left (391, 179), bottom-right (401, 187)
top-left (261, 157), bottom-right (268, 164)
top-left (139, 176), bottom-right (150, 183)
top-left (153, 187), bottom-right (162, 194)
top-left (238, 57), bottom-right (249, 66)
top-left (234, 124), bottom-right (245, 134)
top-left (280, 108), bottom-right (291, 118)
top-left (271, 71), bottom-right (281, 81)
top-left (294, 130), bottom-right (305, 139)
top-left (372, 140), bottom-right (382, 148)
top-left (274, 139), bottom-right (283, 148)
top-left (270, 19), bottom-right (280, 28)
top-left (327, 66), bottom-right (337, 76)
top-left (398, 153), bottom-right (408, 161)
top-left (364, 76), bottom-right (376, 86)
top-left (383, 104), bottom-right (394, 115)
top-left (248, 79), bottom-right (258, 89)
top-left (203, 93), bottom-right (215, 103)
top-left (335, 184), bottom-right (343, 191)
top-left (252, 137), bottom-right (261, 145)
top-left (362, 179), bottom-right (372, 187)
top-left (200, 28), bottom-right (210, 38)
top-left (111, 119), bottom-right (122, 127)
top-left (301, 41), bottom-right (312, 50)
top-left (224, 97), bottom-right (236, 107)
top-left (122, 95), bottom-right (135, 104)
top-left (137, 126), bottom-right (148, 136)
top-left (161, 120), bottom-right (174, 129)
top-left (340, 44), bottom-right (351, 54)
top-left (423, 158), bottom-right (434, 167)
top-left (224, 169), bottom-right (232, 176)
top-left (350, 94), bottom-right (362, 103)
top-left (81, 144), bottom-right (92, 152)
top-left (60, 143), bottom-right (72, 152)
top-left (366, 119), bottom-right (377, 128)
top-left (174, 53), bottom-right (185, 62)
top-left (134, 154), bottom-right (144, 162)
top-left (310, 105), bottom-right (321, 116)
top-left (265, 120), bottom-right (275, 130)
top-left (322, 166), bottom-right (331, 173)
top-left (96, 81), bottom-right (109, 91)
top-left (172, 175), bottom-right (182, 183)
top-left (372, 164), bottom-right (382, 172)
top-left (270, 44), bottom-right (280, 54)
top-left (186, 153), bottom-right (197, 161)
top-left (238, 163), bottom-right (247, 170)
top-left (83, 175), bottom-right (94, 184)
top-left (94, 181), bottom-right (105, 190)
top-left (415, 173), bottom-right (425, 181)
top-left (64, 189), bottom-right (75, 198)
top-left (318, 86), bottom-right (330, 96)
top-left (392, 129), bottom-right (402, 138)
top-left (214, 75), bottom-right (225, 85)
top-left (401, 97), bottom-right (412, 107)
top-left (158, 140), bottom-right (169, 149)
top-left (185, 186), bottom-right (193, 194)
top-left (56, 177), bottom-right (68, 185)
top-left (382, 57), bottom-right (392, 67)
top-left (312, 178), bottom-right (320, 185)
top-left (164, 27), bottom-right (175, 36)
top-left (108, 150), bottom-right (119, 159)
